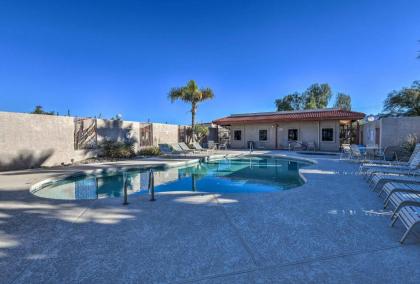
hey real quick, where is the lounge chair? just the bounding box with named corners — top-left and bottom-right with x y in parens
top-left (369, 173), bottom-right (420, 192)
top-left (390, 205), bottom-right (420, 243)
top-left (365, 167), bottom-right (420, 184)
top-left (381, 182), bottom-right (420, 206)
top-left (159, 143), bottom-right (185, 156)
top-left (360, 144), bottom-right (420, 174)
top-left (170, 143), bottom-right (191, 154)
top-left (191, 142), bottom-right (208, 152)
top-left (380, 182), bottom-right (420, 200)
top-left (178, 142), bottom-right (196, 153)
top-left (364, 149), bottom-right (420, 182)
top-left (384, 185), bottom-right (420, 219)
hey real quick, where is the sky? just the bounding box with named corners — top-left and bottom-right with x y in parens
top-left (0, 0), bottom-right (419, 124)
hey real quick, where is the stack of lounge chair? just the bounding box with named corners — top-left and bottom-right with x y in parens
top-left (158, 142), bottom-right (213, 157)
top-left (359, 143), bottom-right (420, 243)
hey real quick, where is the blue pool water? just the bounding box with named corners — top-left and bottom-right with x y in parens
top-left (31, 156), bottom-right (309, 200)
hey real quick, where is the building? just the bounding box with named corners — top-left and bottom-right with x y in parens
top-left (360, 116), bottom-right (420, 149)
top-left (213, 108), bottom-right (365, 151)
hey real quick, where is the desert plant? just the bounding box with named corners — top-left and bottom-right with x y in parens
top-left (99, 140), bottom-right (135, 159)
top-left (185, 125), bottom-right (209, 143)
top-left (138, 146), bottom-right (161, 156)
top-left (401, 133), bottom-right (417, 158)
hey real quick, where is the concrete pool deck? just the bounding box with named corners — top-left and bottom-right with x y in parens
top-left (1, 150), bottom-right (420, 283)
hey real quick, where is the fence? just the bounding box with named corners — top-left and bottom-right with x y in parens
top-left (0, 111), bottom-right (181, 171)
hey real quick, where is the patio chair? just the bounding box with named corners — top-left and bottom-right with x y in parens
top-left (350, 144), bottom-right (365, 160)
top-left (390, 205), bottom-right (420, 243)
top-left (306, 141), bottom-right (316, 151)
top-left (340, 144), bottom-right (352, 160)
top-left (383, 184), bottom-right (420, 218)
top-left (191, 141), bottom-right (208, 152)
top-left (178, 142), bottom-right (197, 153)
top-left (159, 143), bottom-right (185, 156)
top-left (379, 182), bottom-right (420, 200)
top-left (363, 149), bottom-right (420, 181)
top-left (364, 165), bottom-right (420, 183)
top-left (360, 144), bottom-right (420, 174)
top-left (207, 140), bottom-right (217, 150)
top-left (219, 141), bottom-right (228, 150)
top-left (369, 173), bottom-right (420, 192)
top-left (170, 143), bottom-right (192, 154)
top-left (289, 141), bottom-right (304, 151)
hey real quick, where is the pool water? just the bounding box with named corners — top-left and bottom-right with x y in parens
top-left (31, 156), bottom-right (309, 200)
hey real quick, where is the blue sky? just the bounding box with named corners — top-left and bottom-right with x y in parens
top-left (0, 0), bottom-right (419, 124)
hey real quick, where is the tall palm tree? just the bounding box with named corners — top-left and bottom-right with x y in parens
top-left (168, 80), bottom-right (214, 142)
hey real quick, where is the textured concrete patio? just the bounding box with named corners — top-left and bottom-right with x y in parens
top-left (1, 151), bottom-right (420, 283)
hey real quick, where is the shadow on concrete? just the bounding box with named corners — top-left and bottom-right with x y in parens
top-left (0, 149), bottom-right (54, 172)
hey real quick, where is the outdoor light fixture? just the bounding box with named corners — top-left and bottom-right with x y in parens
top-left (367, 115), bottom-right (375, 122)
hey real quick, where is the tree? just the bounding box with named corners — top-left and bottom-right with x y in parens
top-left (303, 83), bottom-right (332, 109)
top-left (275, 92), bottom-right (304, 111)
top-left (31, 105), bottom-right (55, 115)
top-left (168, 80), bottom-right (214, 142)
top-left (383, 81), bottom-right (420, 116)
top-left (334, 93), bottom-right (352, 110)
top-left (186, 124), bottom-right (209, 143)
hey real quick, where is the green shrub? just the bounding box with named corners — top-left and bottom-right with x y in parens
top-left (401, 133), bottom-right (417, 160)
top-left (138, 146), bottom-right (161, 156)
top-left (99, 140), bottom-right (135, 159)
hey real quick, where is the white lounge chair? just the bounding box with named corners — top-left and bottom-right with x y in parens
top-left (178, 142), bottom-right (196, 153)
top-left (159, 143), bottom-right (186, 156)
top-left (386, 189), bottom-right (420, 220)
top-left (369, 173), bottom-right (420, 192)
top-left (360, 144), bottom-right (420, 175)
top-left (191, 141), bottom-right (207, 152)
top-left (390, 205), bottom-right (420, 243)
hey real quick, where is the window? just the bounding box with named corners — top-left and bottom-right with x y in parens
top-left (234, 130), bottom-right (242, 141)
top-left (322, 128), bottom-right (334, 142)
top-left (259, 129), bottom-right (268, 141)
top-left (288, 129), bottom-right (298, 141)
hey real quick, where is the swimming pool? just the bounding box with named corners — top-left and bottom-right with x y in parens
top-left (31, 156), bottom-right (310, 200)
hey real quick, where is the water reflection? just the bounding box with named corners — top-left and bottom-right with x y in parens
top-left (32, 157), bottom-right (307, 200)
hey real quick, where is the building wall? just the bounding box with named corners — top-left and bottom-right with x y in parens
top-left (0, 111), bottom-right (180, 171)
top-left (96, 119), bottom-right (142, 152)
top-left (379, 117), bottom-right (420, 148)
top-left (229, 120), bottom-right (341, 151)
top-left (0, 112), bottom-right (94, 170)
top-left (360, 120), bottom-right (380, 146)
top-left (151, 123), bottom-right (179, 146)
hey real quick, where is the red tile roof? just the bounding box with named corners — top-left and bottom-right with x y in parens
top-left (213, 108), bottom-right (365, 125)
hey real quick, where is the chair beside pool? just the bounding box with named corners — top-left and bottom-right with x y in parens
top-left (390, 205), bottom-right (420, 243)
top-left (178, 142), bottom-right (198, 153)
top-left (159, 143), bottom-right (185, 156)
top-left (369, 174), bottom-right (420, 193)
top-left (360, 144), bottom-right (420, 176)
top-left (191, 142), bottom-right (209, 152)
top-left (384, 183), bottom-right (420, 217)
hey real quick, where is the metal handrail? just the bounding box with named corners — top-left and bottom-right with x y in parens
top-left (123, 172), bottom-right (129, 205)
top-left (148, 169), bottom-right (155, 201)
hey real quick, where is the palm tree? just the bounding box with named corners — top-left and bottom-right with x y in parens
top-left (168, 80), bottom-right (214, 142)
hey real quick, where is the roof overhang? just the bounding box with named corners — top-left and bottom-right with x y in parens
top-left (213, 109), bottom-right (365, 126)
